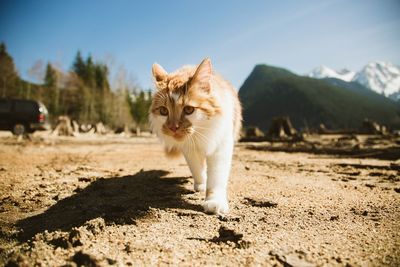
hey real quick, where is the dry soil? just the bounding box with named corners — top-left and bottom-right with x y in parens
top-left (0, 133), bottom-right (399, 266)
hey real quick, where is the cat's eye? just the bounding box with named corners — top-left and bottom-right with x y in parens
top-left (159, 106), bottom-right (168, 116)
top-left (183, 106), bottom-right (195, 115)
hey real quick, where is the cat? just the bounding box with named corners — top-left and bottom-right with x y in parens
top-left (149, 58), bottom-right (242, 214)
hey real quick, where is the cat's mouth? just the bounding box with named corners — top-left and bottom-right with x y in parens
top-left (170, 132), bottom-right (186, 140)
top-left (162, 126), bottom-right (193, 141)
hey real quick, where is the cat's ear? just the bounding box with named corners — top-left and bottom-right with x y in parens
top-left (191, 58), bottom-right (212, 91)
top-left (152, 63), bottom-right (168, 82)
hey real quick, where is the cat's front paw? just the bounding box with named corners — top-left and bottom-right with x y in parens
top-left (194, 183), bottom-right (206, 192)
top-left (204, 197), bottom-right (229, 215)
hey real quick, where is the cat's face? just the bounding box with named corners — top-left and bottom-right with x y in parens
top-left (150, 59), bottom-right (220, 141)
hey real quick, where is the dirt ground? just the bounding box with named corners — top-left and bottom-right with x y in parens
top-left (0, 132), bottom-right (399, 266)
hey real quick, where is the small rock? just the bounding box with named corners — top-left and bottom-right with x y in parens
top-left (69, 228), bottom-right (83, 247)
top-left (244, 197), bottom-right (278, 208)
top-left (74, 187), bottom-right (83, 193)
top-left (72, 251), bottom-right (98, 267)
top-left (49, 236), bottom-right (70, 249)
top-left (124, 243), bottom-right (133, 253)
top-left (210, 226), bottom-right (250, 248)
top-left (84, 218), bottom-right (106, 235)
top-left (218, 215), bottom-right (241, 222)
top-left (5, 255), bottom-right (29, 267)
top-left (330, 215), bottom-right (339, 221)
top-left (106, 258), bottom-right (117, 265)
top-left (78, 177), bottom-right (93, 182)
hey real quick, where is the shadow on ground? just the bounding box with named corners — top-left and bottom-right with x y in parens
top-left (17, 170), bottom-right (200, 240)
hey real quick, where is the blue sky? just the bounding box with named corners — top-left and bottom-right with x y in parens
top-left (1, 0), bottom-right (399, 90)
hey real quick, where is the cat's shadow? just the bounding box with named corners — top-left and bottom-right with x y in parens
top-left (17, 170), bottom-right (202, 240)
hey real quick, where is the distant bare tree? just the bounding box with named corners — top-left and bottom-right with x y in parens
top-left (26, 60), bottom-right (45, 99)
top-left (27, 60), bottom-right (45, 83)
top-left (109, 65), bottom-right (137, 129)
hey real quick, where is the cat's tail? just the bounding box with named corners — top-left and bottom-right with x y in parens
top-left (164, 146), bottom-right (182, 158)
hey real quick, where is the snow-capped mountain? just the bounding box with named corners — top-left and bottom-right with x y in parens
top-left (353, 62), bottom-right (400, 97)
top-left (307, 62), bottom-right (400, 98)
top-left (308, 65), bottom-right (355, 82)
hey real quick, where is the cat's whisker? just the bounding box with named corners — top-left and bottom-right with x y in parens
top-left (186, 134), bottom-right (191, 152)
top-left (194, 125), bottom-right (210, 129)
top-left (194, 125), bottom-right (211, 130)
top-left (193, 133), bottom-right (207, 144)
top-left (189, 134), bottom-right (196, 155)
top-left (184, 130), bottom-right (195, 154)
top-left (193, 132), bottom-right (209, 144)
top-left (193, 129), bottom-right (209, 141)
top-left (192, 135), bottom-right (203, 148)
top-left (192, 129), bottom-right (210, 144)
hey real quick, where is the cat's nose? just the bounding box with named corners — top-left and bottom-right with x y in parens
top-left (169, 124), bottom-right (179, 132)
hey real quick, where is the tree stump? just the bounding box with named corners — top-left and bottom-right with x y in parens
top-left (52, 116), bottom-right (74, 136)
top-left (268, 116), bottom-right (297, 138)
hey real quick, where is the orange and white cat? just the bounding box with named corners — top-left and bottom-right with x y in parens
top-left (149, 58), bottom-right (242, 214)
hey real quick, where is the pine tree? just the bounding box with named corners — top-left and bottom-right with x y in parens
top-left (0, 42), bottom-right (19, 97)
top-left (44, 63), bottom-right (60, 116)
top-left (44, 63), bottom-right (56, 88)
top-left (85, 55), bottom-right (96, 88)
top-left (129, 90), bottom-right (152, 130)
top-left (69, 50), bottom-right (135, 127)
top-left (95, 63), bottom-right (109, 91)
top-left (72, 51), bottom-right (86, 80)
top-left (71, 52), bottom-right (100, 124)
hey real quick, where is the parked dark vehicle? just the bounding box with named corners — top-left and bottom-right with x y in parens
top-left (0, 98), bottom-right (50, 135)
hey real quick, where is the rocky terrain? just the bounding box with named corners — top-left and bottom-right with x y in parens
top-left (0, 133), bottom-right (399, 266)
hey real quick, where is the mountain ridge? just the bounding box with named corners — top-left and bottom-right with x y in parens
top-left (239, 64), bottom-right (400, 131)
top-left (307, 61), bottom-right (400, 99)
